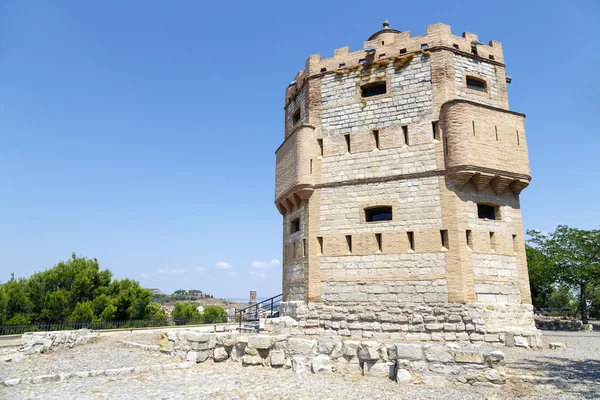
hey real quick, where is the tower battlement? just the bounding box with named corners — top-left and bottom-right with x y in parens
top-left (275, 21), bottom-right (539, 347)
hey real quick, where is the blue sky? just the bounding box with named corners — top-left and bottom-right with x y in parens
top-left (1, 1), bottom-right (598, 298)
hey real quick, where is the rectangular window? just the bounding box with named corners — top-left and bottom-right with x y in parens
top-left (466, 230), bottom-right (473, 249)
top-left (344, 134), bottom-right (351, 153)
top-left (432, 121), bottom-right (440, 141)
top-left (310, 159), bottom-right (313, 174)
top-left (490, 232), bottom-right (496, 252)
top-left (402, 125), bottom-right (409, 146)
top-left (375, 233), bottom-right (382, 253)
top-left (373, 129), bottom-right (380, 150)
top-left (477, 204), bottom-right (498, 220)
top-left (512, 234), bottom-right (518, 253)
top-left (292, 108), bottom-right (301, 125)
top-left (407, 231), bottom-right (415, 251)
top-left (345, 235), bottom-right (352, 254)
top-left (293, 241), bottom-right (297, 259)
top-left (317, 139), bottom-right (324, 156)
top-left (495, 126), bottom-right (498, 141)
top-left (472, 121), bottom-right (475, 135)
top-left (453, 43), bottom-right (459, 49)
top-left (317, 236), bottom-right (323, 255)
top-left (291, 218), bottom-right (300, 233)
top-left (399, 48), bottom-right (407, 54)
top-left (421, 43), bottom-right (429, 49)
top-left (361, 82), bottom-right (387, 98)
top-left (516, 130), bottom-right (520, 146)
top-left (466, 77), bottom-right (486, 92)
top-left (440, 230), bottom-right (449, 250)
top-left (302, 238), bottom-right (307, 257)
top-left (365, 206), bottom-right (392, 222)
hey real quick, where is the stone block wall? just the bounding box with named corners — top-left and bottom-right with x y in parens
top-left (161, 328), bottom-right (508, 386)
top-left (19, 329), bottom-right (99, 355)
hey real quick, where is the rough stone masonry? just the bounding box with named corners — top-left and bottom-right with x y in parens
top-left (274, 21), bottom-right (540, 347)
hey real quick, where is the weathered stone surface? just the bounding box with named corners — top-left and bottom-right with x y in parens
top-left (216, 334), bottom-right (236, 348)
top-left (160, 339), bottom-right (174, 354)
top-left (393, 344), bottom-right (423, 361)
top-left (32, 374), bottom-right (60, 384)
top-left (343, 340), bottom-right (360, 358)
top-left (485, 351), bottom-right (505, 367)
top-left (396, 368), bottom-right (413, 384)
top-left (213, 347), bottom-right (228, 362)
top-left (287, 338), bottom-right (316, 357)
top-left (247, 335), bottom-right (273, 350)
top-left (357, 341), bottom-right (380, 361)
top-left (3, 378), bottom-right (20, 387)
top-left (311, 354), bottom-right (333, 374)
top-left (363, 361), bottom-right (395, 379)
top-left (270, 350), bottom-right (285, 367)
top-left (242, 354), bottom-right (263, 366)
top-left (424, 345), bottom-right (453, 363)
top-left (454, 350), bottom-right (484, 364)
top-left (291, 356), bottom-right (308, 373)
top-left (317, 335), bottom-right (340, 355)
top-left (548, 342), bottom-right (566, 350)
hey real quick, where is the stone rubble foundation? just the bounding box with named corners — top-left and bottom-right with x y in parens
top-left (18, 329), bottom-right (99, 355)
top-left (161, 329), bottom-right (508, 386)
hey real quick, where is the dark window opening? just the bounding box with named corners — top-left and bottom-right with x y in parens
top-left (471, 45), bottom-right (478, 55)
top-left (378, 53), bottom-right (386, 59)
top-left (373, 129), bottom-right (380, 150)
top-left (466, 76), bottom-right (486, 92)
top-left (317, 236), bottom-right (323, 255)
top-left (365, 206), bottom-right (393, 222)
top-left (399, 48), bottom-right (407, 54)
top-left (512, 234), bottom-right (518, 253)
top-left (359, 58), bottom-right (366, 65)
top-left (346, 235), bottom-right (352, 254)
top-left (344, 134), bottom-right (351, 153)
top-left (291, 218), bottom-right (300, 233)
top-left (402, 125), bottom-right (409, 145)
top-left (490, 232), bottom-right (496, 252)
top-left (320, 67), bottom-right (327, 72)
top-left (339, 63), bottom-right (346, 69)
top-left (453, 43), bottom-right (459, 49)
top-left (302, 239), bottom-right (307, 257)
top-left (495, 126), bottom-right (499, 141)
top-left (421, 43), bottom-right (429, 49)
top-left (375, 233), bottom-right (382, 252)
top-left (489, 55), bottom-right (495, 60)
top-left (477, 204), bottom-right (497, 220)
top-left (317, 139), bottom-right (324, 156)
top-left (516, 130), bottom-right (520, 146)
top-left (310, 159), bottom-right (313, 174)
top-left (407, 231), bottom-right (415, 251)
top-left (441, 230), bottom-right (449, 249)
top-left (466, 230), bottom-right (473, 249)
top-left (292, 108), bottom-right (301, 125)
top-left (432, 121), bottom-right (440, 140)
top-left (361, 82), bottom-right (387, 98)
top-left (472, 121), bottom-right (476, 135)
top-left (381, 41), bottom-right (384, 45)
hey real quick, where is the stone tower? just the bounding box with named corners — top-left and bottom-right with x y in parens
top-left (275, 22), bottom-right (539, 346)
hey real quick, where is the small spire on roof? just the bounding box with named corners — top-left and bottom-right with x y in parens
top-left (383, 19), bottom-right (390, 29)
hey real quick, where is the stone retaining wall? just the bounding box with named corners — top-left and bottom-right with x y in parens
top-left (161, 330), bottom-right (507, 386)
top-left (19, 329), bottom-right (99, 355)
top-left (535, 317), bottom-right (595, 332)
top-left (278, 301), bottom-right (542, 348)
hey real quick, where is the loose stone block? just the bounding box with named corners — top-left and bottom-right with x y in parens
top-left (357, 341), bottom-right (380, 361)
top-left (393, 344), bottom-right (423, 361)
top-left (424, 345), bottom-right (453, 363)
top-left (213, 347), bottom-right (228, 362)
top-left (287, 338), bottom-right (317, 357)
top-left (395, 368), bottom-right (412, 384)
top-left (291, 356), bottom-right (308, 373)
top-left (454, 350), bottom-right (484, 364)
top-left (317, 335), bottom-right (341, 355)
top-left (270, 350), bottom-right (285, 367)
top-left (311, 354), bottom-right (333, 374)
top-left (247, 335), bottom-right (273, 350)
top-left (548, 342), bottom-right (566, 350)
top-left (363, 361), bottom-right (395, 379)
top-left (242, 354), bottom-right (263, 366)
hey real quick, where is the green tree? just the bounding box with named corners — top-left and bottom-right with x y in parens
top-left (526, 245), bottom-right (556, 308)
top-left (0, 285), bottom-right (7, 324)
top-left (171, 302), bottom-right (201, 324)
top-left (145, 302), bottom-right (168, 325)
top-left (528, 226), bottom-right (600, 323)
top-left (3, 275), bottom-right (33, 321)
top-left (7, 313), bottom-right (31, 325)
top-left (202, 305), bottom-right (228, 323)
top-left (69, 301), bottom-right (95, 323)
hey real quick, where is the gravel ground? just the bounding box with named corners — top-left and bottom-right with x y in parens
top-left (0, 331), bottom-right (599, 400)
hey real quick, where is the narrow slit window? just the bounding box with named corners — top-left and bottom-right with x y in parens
top-left (472, 121), bottom-right (476, 135)
top-left (516, 130), bottom-right (520, 145)
top-left (317, 236), bottom-right (323, 255)
top-left (512, 234), bottom-right (518, 253)
top-left (495, 126), bottom-right (499, 141)
top-left (466, 76), bottom-right (487, 92)
top-left (432, 121), bottom-right (440, 140)
top-left (365, 206), bottom-right (392, 222)
top-left (375, 233), bottom-right (382, 253)
top-left (291, 218), bottom-right (300, 233)
top-left (339, 63), bottom-right (346, 69)
top-left (283, 245), bottom-right (287, 263)
top-left (317, 138), bottom-right (324, 156)
top-left (344, 134), bottom-right (351, 153)
top-left (302, 238), bottom-right (307, 257)
top-left (471, 45), bottom-right (478, 56)
top-left (345, 235), bottom-right (352, 254)
top-left (361, 82), bottom-right (387, 98)
top-left (402, 125), bottom-right (409, 146)
top-left (441, 230), bottom-right (449, 250)
top-left (466, 230), bottom-right (473, 249)
top-left (490, 232), bottom-right (496, 252)
top-left (292, 108), bottom-right (301, 125)
top-left (310, 159), bottom-right (313, 174)
top-left (373, 129), bottom-right (380, 150)
top-left (293, 241), bottom-right (297, 259)
top-left (407, 231), bottom-right (415, 251)
top-left (477, 204), bottom-right (498, 220)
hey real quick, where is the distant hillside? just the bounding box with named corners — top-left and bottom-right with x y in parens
top-left (150, 289), bottom-right (246, 309)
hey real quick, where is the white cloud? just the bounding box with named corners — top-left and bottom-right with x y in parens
top-left (249, 270), bottom-right (267, 278)
top-left (215, 261), bottom-right (233, 270)
top-left (251, 259), bottom-right (280, 269)
top-left (157, 268), bottom-right (185, 275)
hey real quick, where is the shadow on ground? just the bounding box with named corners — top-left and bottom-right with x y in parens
top-left (509, 357), bottom-right (600, 399)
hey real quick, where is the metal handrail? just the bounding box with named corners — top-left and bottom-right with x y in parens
top-left (236, 294), bottom-right (282, 328)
